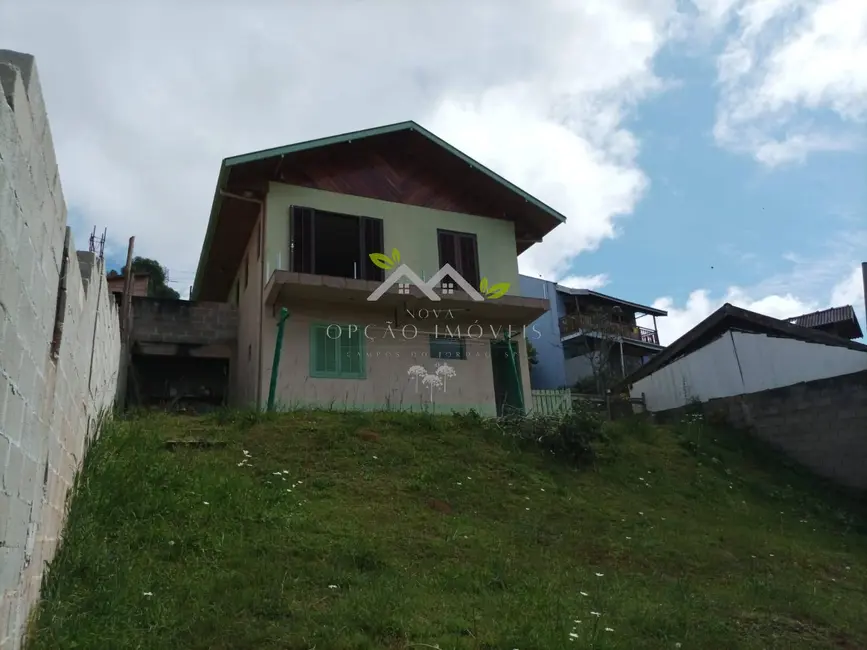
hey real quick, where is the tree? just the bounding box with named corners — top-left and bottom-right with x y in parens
top-left (525, 337), bottom-right (539, 366)
top-left (114, 256), bottom-right (180, 299)
top-left (574, 307), bottom-right (623, 396)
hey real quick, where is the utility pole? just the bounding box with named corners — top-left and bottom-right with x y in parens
top-left (120, 236), bottom-right (135, 338)
top-left (117, 237), bottom-right (135, 410)
top-left (861, 262), bottom-right (867, 334)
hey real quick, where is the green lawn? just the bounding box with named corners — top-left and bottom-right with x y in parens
top-left (29, 408), bottom-right (867, 649)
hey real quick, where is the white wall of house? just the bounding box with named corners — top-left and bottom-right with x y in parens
top-left (630, 330), bottom-right (867, 411)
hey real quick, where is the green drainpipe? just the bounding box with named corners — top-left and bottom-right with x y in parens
top-left (267, 308), bottom-right (290, 412)
top-left (503, 331), bottom-right (525, 414)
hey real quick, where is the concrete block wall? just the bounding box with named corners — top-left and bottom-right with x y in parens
top-left (0, 51), bottom-right (122, 649)
top-left (131, 296), bottom-right (238, 345)
top-left (686, 370), bottom-right (867, 492)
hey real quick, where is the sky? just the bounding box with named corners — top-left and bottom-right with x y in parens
top-left (2, 0), bottom-right (865, 345)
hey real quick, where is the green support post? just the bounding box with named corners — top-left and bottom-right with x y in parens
top-left (503, 331), bottom-right (525, 413)
top-left (267, 308), bottom-right (290, 412)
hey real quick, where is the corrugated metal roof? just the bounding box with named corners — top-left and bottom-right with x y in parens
top-left (788, 305), bottom-right (858, 329)
top-left (619, 303), bottom-right (867, 387)
top-left (786, 305), bottom-right (863, 338)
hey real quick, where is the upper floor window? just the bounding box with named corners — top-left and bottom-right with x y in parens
top-left (290, 206), bottom-right (385, 282)
top-left (437, 229), bottom-right (479, 289)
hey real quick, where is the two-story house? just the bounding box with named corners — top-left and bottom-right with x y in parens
top-left (191, 122), bottom-right (566, 416)
top-left (519, 275), bottom-right (667, 390)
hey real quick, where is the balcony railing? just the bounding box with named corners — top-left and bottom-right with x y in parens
top-left (559, 314), bottom-right (660, 346)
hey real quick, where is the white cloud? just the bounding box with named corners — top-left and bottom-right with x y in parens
top-left (0, 0), bottom-right (685, 290)
top-left (701, 0), bottom-right (867, 165)
top-left (653, 287), bottom-right (817, 344)
top-left (557, 274), bottom-right (610, 290)
top-left (654, 258), bottom-right (866, 345)
top-left (831, 265), bottom-right (866, 309)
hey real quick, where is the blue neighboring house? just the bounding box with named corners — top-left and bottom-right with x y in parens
top-left (520, 275), bottom-right (668, 390)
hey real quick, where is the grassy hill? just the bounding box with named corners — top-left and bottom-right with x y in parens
top-left (29, 407), bottom-right (867, 650)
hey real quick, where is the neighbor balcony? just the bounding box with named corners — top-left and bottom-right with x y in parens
top-left (558, 313), bottom-right (661, 346)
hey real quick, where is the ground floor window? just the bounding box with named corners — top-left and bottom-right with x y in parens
top-left (429, 335), bottom-right (466, 360)
top-left (309, 323), bottom-right (366, 379)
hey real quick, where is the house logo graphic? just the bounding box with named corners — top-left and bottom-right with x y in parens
top-left (366, 248), bottom-right (511, 302)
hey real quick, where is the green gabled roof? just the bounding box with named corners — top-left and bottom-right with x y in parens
top-left (193, 120), bottom-right (566, 300)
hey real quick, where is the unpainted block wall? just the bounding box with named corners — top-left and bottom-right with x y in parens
top-left (0, 51), bottom-right (122, 649)
top-left (675, 370), bottom-right (867, 492)
top-left (131, 296), bottom-right (238, 345)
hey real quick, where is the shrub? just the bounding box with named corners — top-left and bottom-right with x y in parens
top-left (492, 402), bottom-right (610, 467)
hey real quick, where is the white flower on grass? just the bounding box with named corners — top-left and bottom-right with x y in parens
top-left (604, 627), bottom-right (614, 632)
top-left (595, 572), bottom-right (604, 577)
top-left (422, 373), bottom-right (444, 401)
top-left (203, 501), bottom-right (209, 505)
top-left (407, 365), bottom-right (427, 392)
top-left (580, 591), bottom-right (588, 597)
top-left (435, 362), bottom-right (457, 391)
top-left (590, 611), bottom-right (601, 617)
top-left (328, 584), bottom-right (338, 589)
top-left (143, 591), bottom-right (153, 597)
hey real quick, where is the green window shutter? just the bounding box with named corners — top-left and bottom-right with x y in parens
top-left (310, 323), bottom-right (365, 378)
top-left (338, 327), bottom-right (365, 378)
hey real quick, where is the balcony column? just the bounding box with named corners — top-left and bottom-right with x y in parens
top-left (653, 314), bottom-right (658, 338)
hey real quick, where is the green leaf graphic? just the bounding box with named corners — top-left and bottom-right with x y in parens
top-left (369, 253), bottom-right (394, 270)
top-left (391, 248), bottom-right (401, 264)
top-left (479, 277), bottom-right (489, 294)
top-left (485, 282), bottom-right (510, 300)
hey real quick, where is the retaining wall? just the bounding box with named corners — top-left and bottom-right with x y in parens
top-left (0, 50), bottom-right (122, 648)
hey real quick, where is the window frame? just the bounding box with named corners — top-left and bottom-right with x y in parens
top-left (429, 335), bottom-right (467, 361)
top-left (436, 229), bottom-right (480, 289)
top-left (289, 206), bottom-right (385, 282)
top-left (309, 322), bottom-right (367, 379)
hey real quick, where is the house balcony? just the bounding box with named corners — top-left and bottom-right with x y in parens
top-left (263, 270), bottom-right (550, 326)
top-left (558, 314), bottom-right (661, 347)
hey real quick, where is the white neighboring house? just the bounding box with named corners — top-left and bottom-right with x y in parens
top-left (624, 304), bottom-right (867, 412)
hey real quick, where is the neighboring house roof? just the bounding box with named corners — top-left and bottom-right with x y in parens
top-left (555, 285), bottom-right (668, 317)
top-left (193, 121), bottom-right (568, 301)
top-left (107, 271), bottom-right (150, 280)
top-left (786, 305), bottom-right (863, 339)
top-left (620, 303), bottom-right (867, 387)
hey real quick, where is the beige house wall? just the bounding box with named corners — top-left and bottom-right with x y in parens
top-left (264, 183), bottom-right (521, 295)
top-left (259, 305), bottom-right (533, 415)
top-left (229, 214), bottom-right (264, 407)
